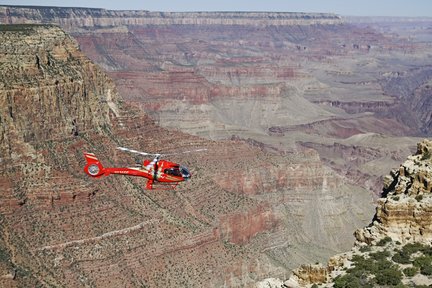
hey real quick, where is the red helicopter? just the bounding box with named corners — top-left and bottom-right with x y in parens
top-left (83, 147), bottom-right (205, 190)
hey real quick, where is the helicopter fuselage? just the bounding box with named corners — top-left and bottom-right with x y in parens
top-left (83, 152), bottom-right (191, 189)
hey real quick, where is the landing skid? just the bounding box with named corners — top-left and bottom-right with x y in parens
top-left (146, 180), bottom-right (178, 190)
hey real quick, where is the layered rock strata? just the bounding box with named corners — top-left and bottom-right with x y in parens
top-left (0, 7), bottom-right (342, 31)
top-left (355, 139), bottom-right (432, 244)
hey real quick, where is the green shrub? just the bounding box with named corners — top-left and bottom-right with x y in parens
top-left (392, 250), bottom-right (411, 264)
top-left (351, 254), bottom-right (366, 263)
top-left (420, 246), bottom-right (432, 256)
top-left (333, 273), bottom-right (372, 288)
top-left (350, 255), bottom-right (377, 274)
top-left (421, 150), bottom-right (431, 160)
top-left (374, 267), bottom-right (402, 286)
top-left (369, 250), bottom-right (390, 261)
top-left (402, 242), bottom-right (426, 255)
top-left (413, 256), bottom-right (432, 268)
top-left (403, 266), bottom-right (418, 277)
top-left (416, 194), bottom-right (423, 202)
top-left (377, 236), bottom-right (392, 246)
top-left (421, 264), bottom-right (432, 276)
top-left (359, 246), bottom-right (372, 253)
top-left (333, 274), bottom-right (358, 288)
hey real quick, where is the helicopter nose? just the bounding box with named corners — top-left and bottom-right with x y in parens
top-left (182, 172), bottom-right (191, 180)
top-left (180, 166), bottom-right (191, 180)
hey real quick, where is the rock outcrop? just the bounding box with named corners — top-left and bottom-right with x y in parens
top-left (355, 139), bottom-right (432, 245)
top-left (0, 24), bottom-right (119, 215)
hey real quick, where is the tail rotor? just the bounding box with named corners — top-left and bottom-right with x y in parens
top-left (83, 152), bottom-right (105, 177)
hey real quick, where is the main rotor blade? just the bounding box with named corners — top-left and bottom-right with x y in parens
top-left (163, 148), bottom-right (207, 156)
top-left (117, 147), bottom-right (160, 157)
top-left (118, 146), bottom-right (206, 158)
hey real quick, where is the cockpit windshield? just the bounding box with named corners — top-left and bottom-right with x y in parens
top-left (180, 166), bottom-right (191, 179)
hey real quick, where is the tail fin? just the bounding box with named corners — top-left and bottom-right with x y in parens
top-left (84, 152), bottom-right (105, 177)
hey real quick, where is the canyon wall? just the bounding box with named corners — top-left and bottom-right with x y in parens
top-left (0, 24), bottom-right (375, 287)
top-left (0, 24), bottom-right (116, 150)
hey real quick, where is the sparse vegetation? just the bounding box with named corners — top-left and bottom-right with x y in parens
top-left (334, 243), bottom-right (432, 285)
top-left (377, 236), bottom-right (392, 246)
top-left (359, 245), bottom-right (372, 253)
top-left (421, 150), bottom-right (431, 160)
top-left (375, 267), bottom-right (402, 286)
top-left (415, 194), bottom-right (423, 202)
top-left (402, 242), bottom-right (426, 255)
top-left (420, 264), bottom-right (432, 275)
top-left (333, 251), bottom-right (403, 287)
top-left (0, 24), bottom-right (55, 32)
top-left (413, 255), bottom-right (432, 269)
top-left (369, 250), bottom-right (390, 261)
top-left (0, 246), bottom-right (11, 262)
top-left (403, 266), bottom-right (418, 277)
top-left (392, 250), bottom-right (411, 264)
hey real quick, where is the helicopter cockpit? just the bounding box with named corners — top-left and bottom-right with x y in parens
top-left (164, 166), bottom-right (191, 179)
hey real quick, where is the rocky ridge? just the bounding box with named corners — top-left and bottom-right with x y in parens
top-left (0, 6), bottom-right (342, 32)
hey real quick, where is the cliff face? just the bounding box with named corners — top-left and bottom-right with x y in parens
top-left (0, 24), bottom-right (120, 287)
top-left (0, 23), bottom-right (120, 217)
top-left (355, 139), bottom-right (432, 245)
top-left (0, 24), bottom-right (117, 155)
top-left (379, 68), bottom-right (432, 135)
